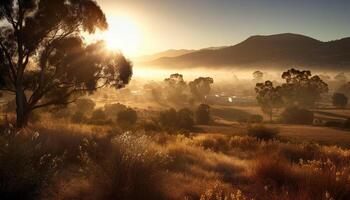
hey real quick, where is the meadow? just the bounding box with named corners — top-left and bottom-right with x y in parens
top-left (1, 120), bottom-right (350, 200)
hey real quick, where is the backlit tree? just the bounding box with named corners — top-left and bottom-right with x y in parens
top-left (0, 0), bottom-right (133, 127)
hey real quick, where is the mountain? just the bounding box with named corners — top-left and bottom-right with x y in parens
top-left (143, 33), bottom-right (350, 70)
top-left (134, 49), bottom-right (195, 63)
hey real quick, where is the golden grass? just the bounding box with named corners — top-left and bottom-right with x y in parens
top-left (1, 122), bottom-right (350, 200)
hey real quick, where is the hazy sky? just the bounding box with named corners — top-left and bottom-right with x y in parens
top-left (96, 0), bottom-right (350, 56)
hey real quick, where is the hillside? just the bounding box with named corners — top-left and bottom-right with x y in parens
top-left (143, 33), bottom-right (350, 69)
top-left (133, 49), bottom-right (196, 62)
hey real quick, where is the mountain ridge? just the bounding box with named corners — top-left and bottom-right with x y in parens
top-left (140, 33), bottom-right (350, 70)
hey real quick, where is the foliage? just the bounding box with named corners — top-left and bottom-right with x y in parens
top-left (280, 106), bottom-right (314, 124)
top-left (247, 125), bottom-right (279, 141)
top-left (159, 108), bottom-right (194, 131)
top-left (0, 128), bottom-right (62, 200)
top-left (159, 108), bottom-right (178, 129)
top-left (280, 68), bottom-right (328, 108)
top-left (195, 104), bottom-right (211, 125)
top-left (90, 109), bottom-right (108, 125)
top-left (117, 107), bottom-right (138, 125)
top-left (78, 132), bottom-right (167, 200)
top-left (164, 74), bottom-right (188, 105)
top-left (0, 0), bottom-right (132, 127)
top-left (332, 93), bottom-right (348, 109)
top-left (189, 77), bottom-right (214, 102)
top-left (104, 103), bottom-right (127, 119)
top-left (255, 80), bottom-right (283, 121)
top-left (1, 123), bottom-right (350, 199)
top-left (337, 82), bottom-right (350, 98)
top-left (74, 98), bottom-right (96, 113)
top-left (177, 108), bottom-right (195, 131)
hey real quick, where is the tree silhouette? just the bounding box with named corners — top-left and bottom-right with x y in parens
top-left (164, 73), bottom-right (188, 104)
top-left (255, 80), bottom-right (283, 122)
top-left (189, 77), bottom-right (213, 102)
top-left (332, 93), bottom-right (348, 109)
top-left (0, 0), bottom-right (132, 127)
top-left (195, 104), bottom-right (211, 125)
top-left (281, 68), bottom-right (328, 108)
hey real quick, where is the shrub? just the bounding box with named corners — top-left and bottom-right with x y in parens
top-left (159, 108), bottom-right (194, 131)
top-left (90, 109), bottom-right (108, 125)
top-left (177, 108), bottom-right (195, 131)
top-left (247, 125), bottom-right (279, 141)
top-left (159, 108), bottom-right (178, 129)
top-left (139, 121), bottom-right (161, 132)
top-left (74, 98), bottom-right (96, 113)
top-left (332, 93), bottom-right (348, 109)
top-left (104, 103), bottom-right (127, 119)
top-left (0, 128), bottom-right (62, 200)
top-left (251, 157), bottom-right (299, 190)
top-left (280, 106), bottom-right (314, 125)
top-left (117, 108), bottom-right (138, 125)
top-left (195, 104), bottom-right (211, 125)
top-left (79, 132), bottom-right (167, 200)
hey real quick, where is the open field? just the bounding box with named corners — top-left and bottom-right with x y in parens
top-left (200, 123), bottom-right (350, 147)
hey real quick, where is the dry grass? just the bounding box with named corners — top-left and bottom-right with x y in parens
top-left (1, 122), bottom-right (350, 200)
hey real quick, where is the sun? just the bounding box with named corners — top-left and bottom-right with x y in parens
top-left (87, 16), bottom-right (141, 57)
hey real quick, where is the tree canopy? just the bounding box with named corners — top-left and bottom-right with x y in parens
top-left (281, 68), bottom-right (328, 107)
top-left (189, 77), bottom-right (213, 102)
top-left (0, 0), bottom-right (133, 127)
top-left (255, 80), bottom-right (283, 122)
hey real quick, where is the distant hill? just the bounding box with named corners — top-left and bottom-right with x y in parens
top-left (134, 49), bottom-right (195, 63)
top-left (142, 33), bottom-right (350, 70)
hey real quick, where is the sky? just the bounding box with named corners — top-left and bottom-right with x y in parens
top-left (96, 0), bottom-right (350, 57)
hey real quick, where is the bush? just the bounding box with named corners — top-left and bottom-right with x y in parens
top-left (280, 106), bottom-right (314, 125)
top-left (159, 108), bottom-right (194, 131)
top-left (74, 98), bottom-right (95, 113)
top-left (139, 121), bottom-right (161, 132)
top-left (332, 93), bottom-right (348, 109)
top-left (0, 128), bottom-right (62, 200)
top-left (247, 125), bottom-right (279, 141)
top-left (104, 103), bottom-right (127, 119)
top-left (195, 104), bottom-right (211, 125)
top-left (89, 109), bottom-right (108, 125)
top-left (159, 108), bottom-right (178, 129)
top-left (79, 133), bottom-right (166, 200)
top-left (177, 108), bottom-right (194, 130)
top-left (117, 108), bottom-right (138, 125)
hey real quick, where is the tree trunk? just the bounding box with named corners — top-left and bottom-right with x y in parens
top-left (15, 89), bottom-right (29, 128)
